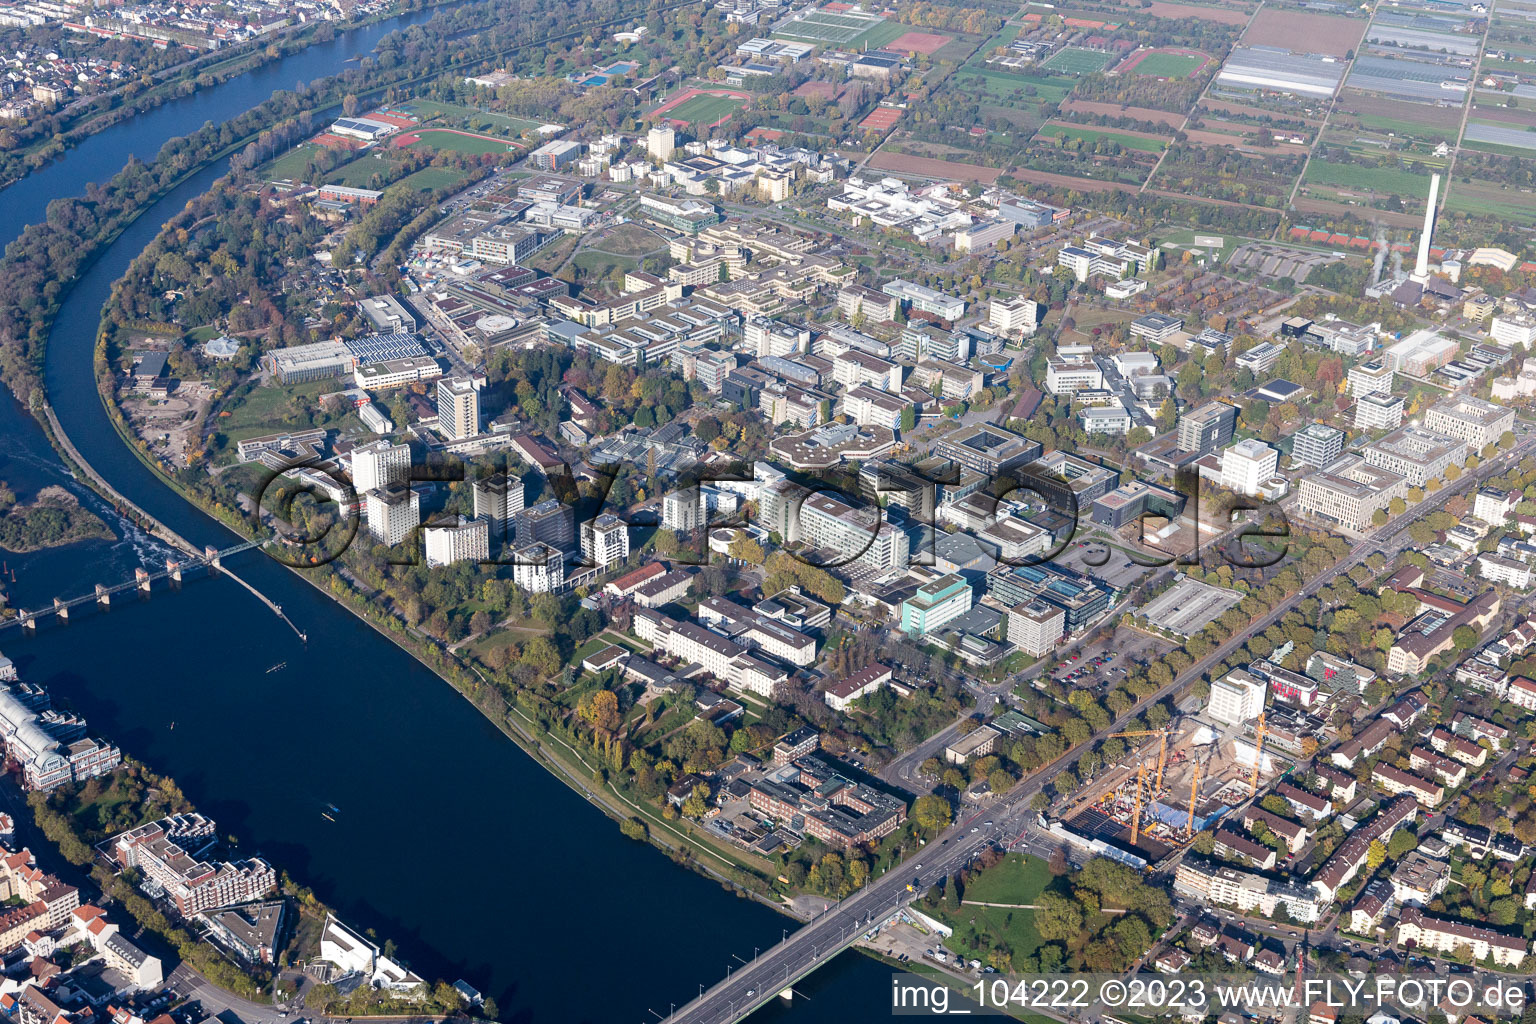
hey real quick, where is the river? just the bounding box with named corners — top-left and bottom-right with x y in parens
top-left (0, 5), bottom-right (895, 1022)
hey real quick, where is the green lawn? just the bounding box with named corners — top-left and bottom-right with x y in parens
top-left (963, 854), bottom-right (1054, 904)
top-left (1303, 160), bottom-right (1434, 199)
top-left (847, 19), bottom-right (911, 51)
top-left (663, 93), bottom-right (745, 127)
top-left (1037, 123), bottom-right (1166, 152)
top-left (212, 380), bottom-right (342, 451)
top-left (1132, 52), bottom-right (1203, 77)
top-left (324, 152), bottom-right (403, 188)
top-left (403, 129), bottom-right (520, 155)
top-left (1042, 46), bottom-right (1113, 74)
top-left (263, 142), bottom-right (324, 182)
top-left (396, 166), bottom-right (472, 192)
top-left (934, 854), bottom-right (1054, 968)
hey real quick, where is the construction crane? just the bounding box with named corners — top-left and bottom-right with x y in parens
top-left (1249, 712), bottom-right (1267, 798)
top-left (1130, 761), bottom-right (1146, 845)
top-left (1185, 758), bottom-right (1203, 839)
top-left (1112, 729), bottom-right (1171, 793)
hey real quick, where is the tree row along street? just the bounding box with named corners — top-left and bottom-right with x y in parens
top-left (663, 428), bottom-right (1536, 1024)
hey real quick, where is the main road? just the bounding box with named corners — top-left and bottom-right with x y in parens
top-left (663, 428), bottom-right (1536, 1024)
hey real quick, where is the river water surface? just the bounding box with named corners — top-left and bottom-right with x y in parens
top-left (0, 4), bottom-right (896, 1022)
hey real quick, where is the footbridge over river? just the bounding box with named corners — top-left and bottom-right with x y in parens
top-left (0, 539), bottom-right (305, 640)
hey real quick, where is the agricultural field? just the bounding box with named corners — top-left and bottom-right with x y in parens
top-left (1035, 122), bottom-right (1168, 152)
top-left (1299, 160), bottom-right (1438, 206)
top-left (1135, 0), bottom-right (1254, 24)
top-left (1241, 7), bottom-right (1366, 56)
top-left (1456, 120), bottom-right (1536, 154)
top-left (1445, 179), bottom-right (1536, 225)
top-left (1042, 47), bottom-right (1114, 74)
top-left (1022, 125), bottom-right (1166, 185)
top-left (866, 150), bottom-right (1004, 183)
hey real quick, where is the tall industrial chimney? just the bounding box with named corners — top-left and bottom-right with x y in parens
top-left (1414, 172), bottom-right (1441, 282)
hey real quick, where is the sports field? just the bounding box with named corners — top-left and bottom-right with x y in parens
top-left (402, 99), bottom-right (544, 135)
top-left (263, 143), bottom-right (322, 182)
top-left (1131, 52), bottom-right (1204, 77)
top-left (397, 128), bottom-right (521, 154)
top-left (772, 7), bottom-right (885, 45)
top-left (1042, 46), bottom-right (1113, 74)
top-left (651, 89), bottom-right (749, 128)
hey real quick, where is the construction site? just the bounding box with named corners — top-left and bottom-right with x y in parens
top-left (1047, 713), bottom-right (1284, 867)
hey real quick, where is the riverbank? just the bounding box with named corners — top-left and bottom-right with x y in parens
top-left (0, 0), bottom-right (451, 194)
top-left (94, 350), bottom-right (789, 902)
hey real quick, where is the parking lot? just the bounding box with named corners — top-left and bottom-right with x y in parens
top-left (1051, 538), bottom-right (1155, 591)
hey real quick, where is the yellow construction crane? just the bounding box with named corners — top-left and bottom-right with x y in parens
top-left (1111, 729), bottom-right (1170, 792)
top-left (1130, 760), bottom-right (1146, 845)
top-left (1249, 713), bottom-right (1267, 798)
top-left (1185, 759), bottom-right (1203, 839)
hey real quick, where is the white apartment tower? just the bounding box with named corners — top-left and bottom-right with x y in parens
top-left (1220, 439), bottom-right (1279, 497)
top-left (423, 515), bottom-right (490, 567)
top-left (472, 473), bottom-right (525, 532)
top-left (581, 512), bottom-right (630, 568)
top-left (436, 376), bottom-right (480, 441)
top-left (1209, 669), bottom-right (1267, 726)
top-left (512, 541), bottom-right (565, 593)
top-left (350, 440), bottom-right (410, 493)
top-left (365, 484), bottom-right (420, 546)
top-left (646, 124), bottom-right (675, 162)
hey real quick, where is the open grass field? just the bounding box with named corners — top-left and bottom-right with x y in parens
top-left (1042, 46), bottom-right (1114, 74)
top-left (932, 854), bottom-right (1053, 967)
top-left (398, 128), bottom-right (520, 154)
top-left (1037, 122), bottom-right (1168, 151)
top-left (263, 142), bottom-right (323, 182)
top-left (396, 166), bottom-right (472, 191)
top-left (848, 19), bottom-right (914, 51)
top-left (965, 68), bottom-right (1077, 104)
top-left (1129, 51), bottom-right (1205, 77)
top-left (1302, 160), bottom-right (1435, 199)
top-left (323, 152), bottom-right (402, 188)
top-left (403, 99), bottom-right (545, 135)
top-left (1446, 180), bottom-right (1536, 224)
